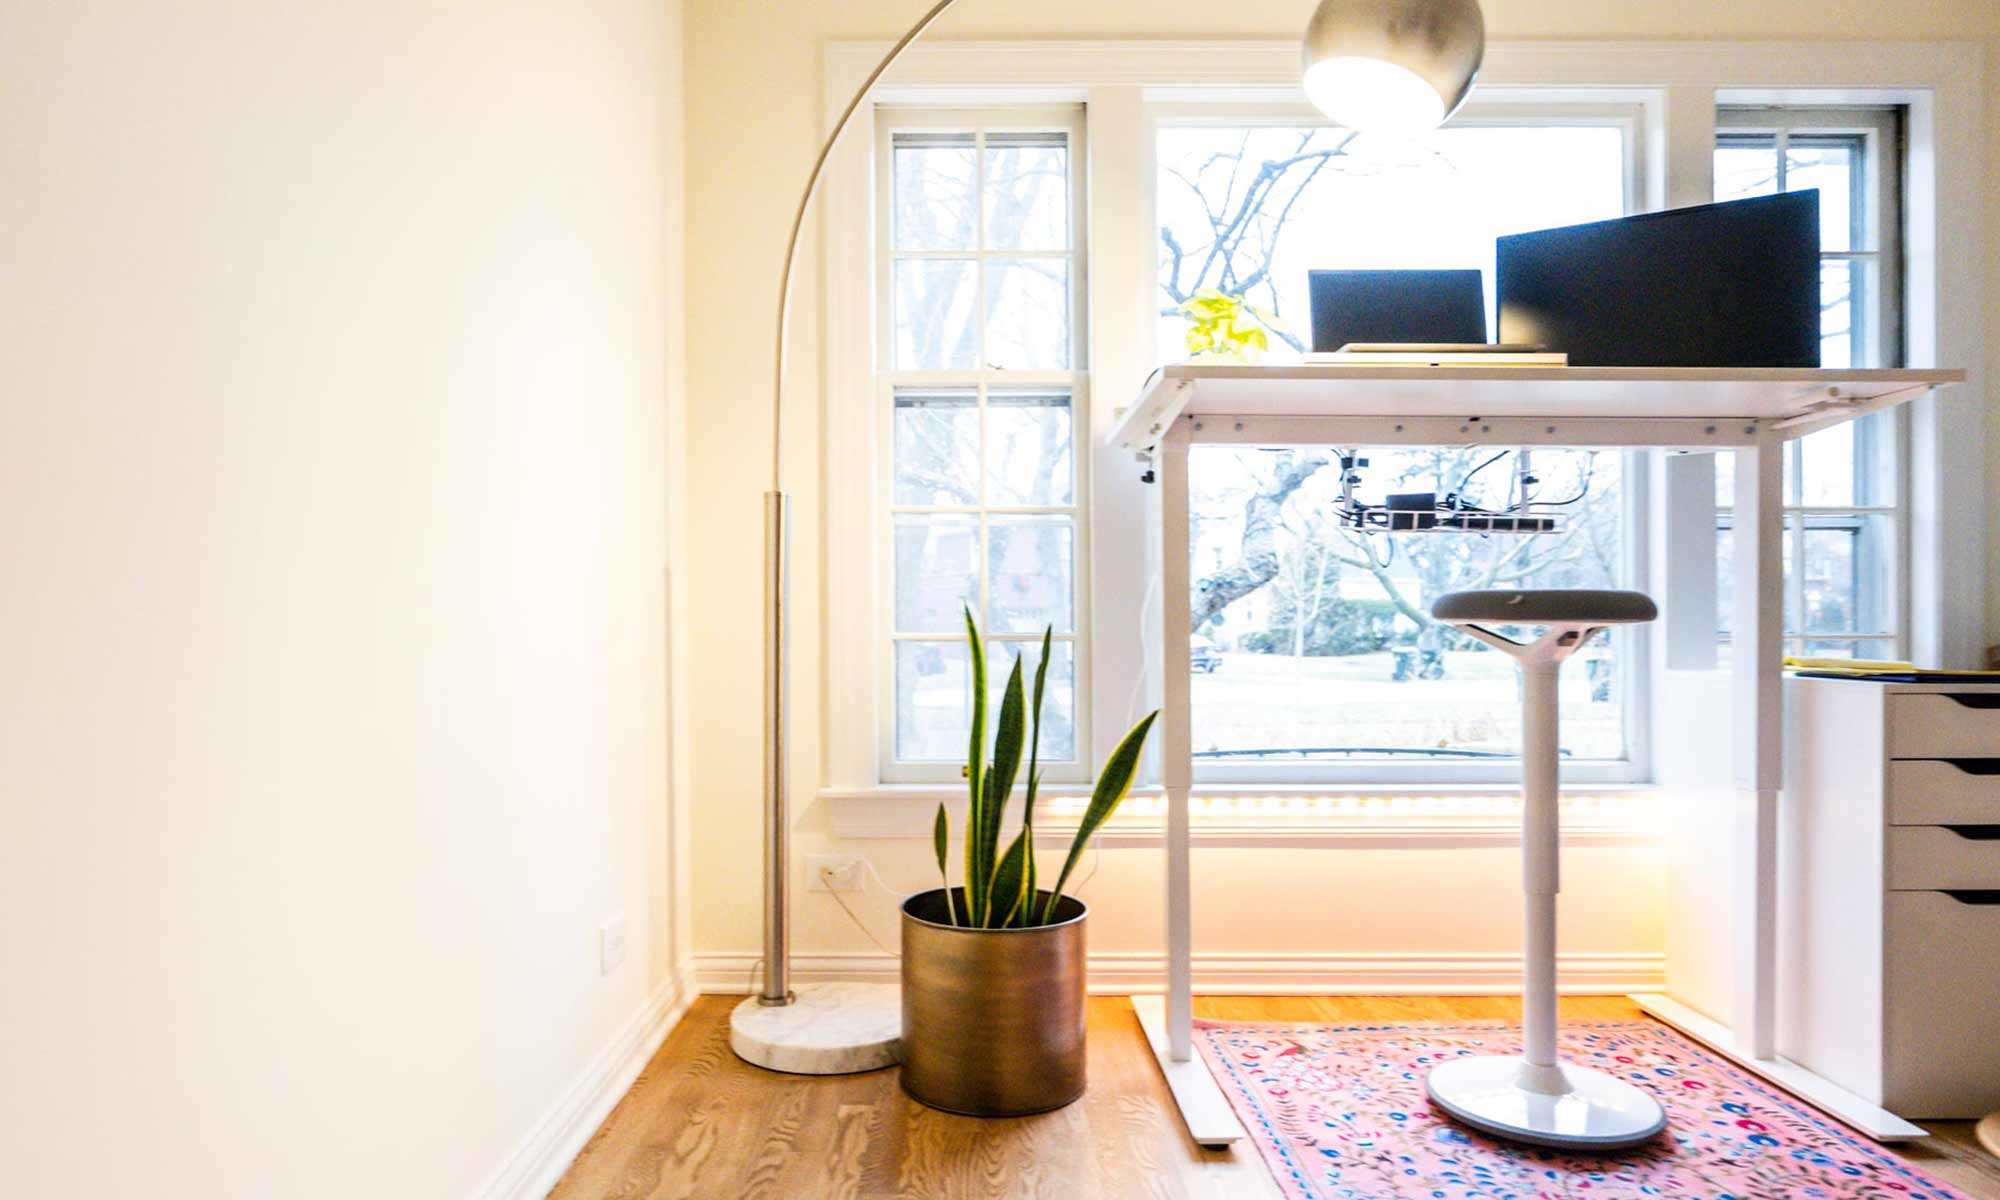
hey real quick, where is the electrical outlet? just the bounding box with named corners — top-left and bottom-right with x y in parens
top-left (598, 914), bottom-right (627, 976)
top-left (808, 855), bottom-right (867, 893)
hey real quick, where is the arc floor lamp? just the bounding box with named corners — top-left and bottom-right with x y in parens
top-left (728, 0), bottom-right (1486, 1076)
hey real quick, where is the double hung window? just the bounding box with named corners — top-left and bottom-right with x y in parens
top-left (1713, 108), bottom-right (1906, 659)
top-left (878, 109), bottom-right (1089, 782)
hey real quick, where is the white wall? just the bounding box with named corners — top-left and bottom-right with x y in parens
top-left (0, 2), bottom-right (688, 1197)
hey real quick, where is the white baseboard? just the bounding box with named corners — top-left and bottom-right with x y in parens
top-left (473, 958), bottom-right (697, 1200)
top-left (693, 950), bottom-right (1664, 996)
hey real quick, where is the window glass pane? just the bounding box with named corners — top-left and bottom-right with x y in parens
top-left (987, 389), bottom-right (1073, 506)
top-left (1157, 126), bottom-right (1625, 363)
top-left (1782, 525), bottom-right (1799, 634)
top-left (988, 515), bottom-right (1074, 633)
top-left (1187, 445), bottom-right (1625, 763)
top-left (1797, 423), bottom-right (1855, 507)
top-left (897, 640), bottom-right (1080, 765)
top-left (1851, 410), bottom-right (1895, 507)
top-left (896, 640), bottom-right (970, 761)
top-left (893, 133), bottom-right (977, 251)
top-left (984, 132), bottom-right (1068, 251)
top-left (982, 639), bottom-right (1076, 762)
top-left (894, 515), bottom-right (979, 633)
top-left (1801, 524), bottom-right (1856, 634)
top-left (894, 258), bottom-right (979, 370)
top-left (894, 389), bottom-right (980, 506)
top-left (1788, 139), bottom-right (1856, 251)
top-left (1820, 258), bottom-right (1856, 369)
top-left (1802, 513), bottom-right (1894, 636)
top-left (1714, 139), bottom-right (1779, 202)
top-left (984, 258), bottom-right (1069, 369)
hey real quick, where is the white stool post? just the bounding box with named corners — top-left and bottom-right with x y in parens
top-left (1423, 588), bottom-right (1666, 1150)
top-left (1520, 658), bottom-right (1559, 1081)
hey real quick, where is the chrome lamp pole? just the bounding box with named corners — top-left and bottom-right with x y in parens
top-left (729, 0), bottom-right (1484, 1076)
top-left (729, 0), bottom-right (964, 1076)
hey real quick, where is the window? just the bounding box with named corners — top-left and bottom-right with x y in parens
top-left (1155, 115), bottom-right (1642, 780)
top-left (877, 108), bottom-right (1088, 781)
top-left (1713, 108), bottom-right (1905, 659)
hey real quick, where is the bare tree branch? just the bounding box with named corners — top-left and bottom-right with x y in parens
top-left (1191, 452), bottom-right (1328, 628)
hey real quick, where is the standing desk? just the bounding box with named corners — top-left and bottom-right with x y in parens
top-left (1107, 363), bottom-right (1965, 1148)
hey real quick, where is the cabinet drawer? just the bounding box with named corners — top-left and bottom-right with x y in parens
top-left (1887, 825), bottom-right (2000, 889)
top-left (1884, 890), bottom-right (2000, 1116)
top-left (1889, 760), bottom-right (2000, 824)
top-left (1888, 693), bottom-right (2000, 759)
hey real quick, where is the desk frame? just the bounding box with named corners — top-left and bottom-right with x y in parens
top-left (1116, 366), bottom-right (1960, 1147)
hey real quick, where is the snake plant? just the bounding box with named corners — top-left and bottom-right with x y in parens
top-left (930, 607), bottom-right (1158, 928)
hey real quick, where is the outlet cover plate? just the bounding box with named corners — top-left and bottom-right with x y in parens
top-left (808, 855), bottom-right (866, 893)
top-left (599, 914), bottom-right (627, 976)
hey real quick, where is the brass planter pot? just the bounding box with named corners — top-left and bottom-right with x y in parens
top-left (899, 888), bottom-right (1087, 1116)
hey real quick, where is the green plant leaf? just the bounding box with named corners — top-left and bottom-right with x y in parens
top-left (963, 606), bottom-right (988, 920)
top-left (989, 832), bottom-right (1030, 929)
top-left (1015, 626), bottom-right (1052, 927)
top-left (1043, 709), bottom-right (1158, 923)
top-left (1019, 768), bottom-right (1041, 927)
top-left (932, 802), bottom-right (957, 926)
top-left (977, 654), bottom-right (1026, 922)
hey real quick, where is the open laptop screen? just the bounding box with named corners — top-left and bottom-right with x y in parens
top-left (1307, 269), bottom-right (1488, 353)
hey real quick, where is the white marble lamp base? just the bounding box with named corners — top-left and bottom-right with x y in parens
top-left (729, 982), bottom-right (902, 1075)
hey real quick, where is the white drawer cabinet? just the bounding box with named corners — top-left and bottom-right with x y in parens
top-left (1781, 677), bottom-right (2000, 1119)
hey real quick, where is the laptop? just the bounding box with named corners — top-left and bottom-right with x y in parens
top-left (1307, 269), bottom-right (1490, 353)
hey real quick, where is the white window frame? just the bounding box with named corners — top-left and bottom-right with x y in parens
top-left (874, 105), bottom-right (1093, 784)
top-left (1713, 106), bottom-right (1909, 660)
top-left (816, 40), bottom-right (1986, 823)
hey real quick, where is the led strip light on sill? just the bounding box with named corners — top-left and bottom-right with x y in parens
top-left (1040, 792), bottom-right (1656, 824)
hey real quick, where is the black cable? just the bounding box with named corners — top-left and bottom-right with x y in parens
top-left (1452, 449), bottom-right (1509, 500)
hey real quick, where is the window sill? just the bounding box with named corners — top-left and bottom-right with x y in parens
top-left (818, 784), bottom-right (1661, 848)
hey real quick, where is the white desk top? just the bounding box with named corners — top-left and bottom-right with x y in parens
top-left (1110, 364), bottom-right (1965, 453)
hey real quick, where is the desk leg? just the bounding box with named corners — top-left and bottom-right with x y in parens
top-left (1158, 428), bottom-right (1194, 1061)
top-left (1731, 436), bottom-right (1783, 1060)
top-left (1137, 425), bottom-right (1243, 1148)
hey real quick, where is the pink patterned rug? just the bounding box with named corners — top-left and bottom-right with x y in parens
top-left (1194, 1018), bottom-right (1975, 1200)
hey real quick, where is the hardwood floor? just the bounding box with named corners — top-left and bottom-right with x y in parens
top-left (550, 994), bottom-right (2000, 1200)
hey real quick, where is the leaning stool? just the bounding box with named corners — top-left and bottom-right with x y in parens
top-left (1423, 589), bottom-right (1665, 1150)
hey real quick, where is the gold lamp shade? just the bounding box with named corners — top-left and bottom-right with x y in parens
top-left (1301, 0), bottom-right (1486, 135)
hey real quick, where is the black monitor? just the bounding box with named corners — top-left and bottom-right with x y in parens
top-left (1495, 191), bottom-right (1821, 368)
top-left (1308, 269), bottom-right (1488, 352)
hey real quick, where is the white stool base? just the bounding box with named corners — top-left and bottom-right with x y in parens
top-left (728, 982), bottom-right (901, 1075)
top-left (1426, 1055), bottom-right (1667, 1150)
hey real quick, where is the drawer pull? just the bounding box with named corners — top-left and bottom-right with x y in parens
top-left (1944, 825), bottom-right (2000, 840)
top-left (1942, 889), bottom-right (2000, 905)
top-left (1943, 694), bottom-right (2000, 710)
top-left (1934, 759), bottom-right (2000, 776)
